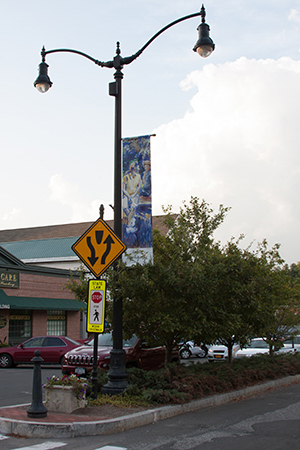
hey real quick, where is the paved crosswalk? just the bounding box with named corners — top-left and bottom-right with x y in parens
top-left (9, 442), bottom-right (67, 450)
top-left (0, 436), bottom-right (127, 450)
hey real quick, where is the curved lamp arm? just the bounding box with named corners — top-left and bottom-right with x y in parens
top-left (34, 4), bottom-right (214, 93)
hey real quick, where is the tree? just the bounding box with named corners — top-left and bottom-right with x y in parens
top-left (106, 197), bottom-right (229, 362)
top-left (65, 198), bottom-right (300, 365)
top-left (255, 264), bottom-right (300, 353)
top-left (206, 239), bottom-right (279, 362)
top-left (64, 264), bottom-right (89, 306)
top-left (209, 238), bottom-right (300, 362)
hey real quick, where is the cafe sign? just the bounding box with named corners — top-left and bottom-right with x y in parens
top-left (0, 270), bottom-right (19, 288)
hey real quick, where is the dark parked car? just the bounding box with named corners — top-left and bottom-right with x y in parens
top-left (62, 332), bottom-right (180, 375)
top-left (0, 336), bottom-right (81, 368)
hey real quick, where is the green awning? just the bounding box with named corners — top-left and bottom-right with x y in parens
top-left (0, 289), bottom-right (86, 311)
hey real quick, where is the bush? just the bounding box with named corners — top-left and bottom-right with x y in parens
top-left (88, 353), bottom-right (300, 407)
top-left (0, 338), bottom-right (8, 348)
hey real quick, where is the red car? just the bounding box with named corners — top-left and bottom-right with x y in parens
top-left (0, 336), bottom-right (81, 368)
top-left (62, 332), bottom-right (180, 375)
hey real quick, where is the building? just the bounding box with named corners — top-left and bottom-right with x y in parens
top-left (0, 246), bottom-right (85, 345)
top-left (0, 216), bottom-right (169, 345)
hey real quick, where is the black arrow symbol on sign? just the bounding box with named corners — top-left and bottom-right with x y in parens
top-left (101, 235), bottom-right (115, 265)
top-left (96, 230), bottom-right (103, 245)
top-left (87, 236), bottom-right (99, 266)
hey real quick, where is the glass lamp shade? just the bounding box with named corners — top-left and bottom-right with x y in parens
top-left (34, 62), bottom-right (53, 93)
top-left (195, 44), bottom-right (214, 58)
top-left (34, 82), bottom-right (52, 93)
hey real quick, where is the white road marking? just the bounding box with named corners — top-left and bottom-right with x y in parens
top-left (11, 442), bottom-right (67, 450)
top-left (0, 433), bottom-right (9, 440)
top-left (95, 447), bottom-right (127, 450)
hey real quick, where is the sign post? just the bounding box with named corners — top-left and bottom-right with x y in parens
top-left (72, 213), bottom-right (126, 399)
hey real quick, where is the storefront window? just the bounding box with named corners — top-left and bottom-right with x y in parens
top-left (9, 310), bottom-right (32, 345)
top-left (47, 310), bottom-right (66, 336)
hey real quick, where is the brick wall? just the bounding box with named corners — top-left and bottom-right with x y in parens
top-left (1, 272), bottom-right (83, 342)
top-left (0, 310), bottom-right (9, 343)
top-left (32, 310), bottom-right (47, 336)
top-left (67, 311), bottom-right (81, 340)
top-left (2, 273), bottom-right (74, 299)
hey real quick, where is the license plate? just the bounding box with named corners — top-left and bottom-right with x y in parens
top-left (215, 355), bottom-right (222, 358)
top-left (75, 367), bottom-right (86, 375)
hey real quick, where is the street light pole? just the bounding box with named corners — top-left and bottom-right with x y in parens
top-left (34, 4), bottom-right (214, 395)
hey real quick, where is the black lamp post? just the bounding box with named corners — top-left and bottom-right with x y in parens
top-left (34, 4), bottom-right (214, 395)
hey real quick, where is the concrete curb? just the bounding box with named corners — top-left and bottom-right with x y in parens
top-left (1, 374), bottom-right (300, 438)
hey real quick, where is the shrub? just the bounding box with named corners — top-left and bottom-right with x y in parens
top-left (89, 353), bottom-right (300, 407)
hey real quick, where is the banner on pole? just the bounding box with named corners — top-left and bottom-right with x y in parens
top-left (122, 135), bottom-right (153, 265)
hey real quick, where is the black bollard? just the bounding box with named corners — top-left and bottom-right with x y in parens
top-left (27, 350), bottom-right (48, 418)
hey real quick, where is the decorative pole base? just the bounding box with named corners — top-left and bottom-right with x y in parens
top-left (27, 404), bottom-right (48, 419)
top-left (27, 350), bottom-right (48, 419)
top-left (101, 349), bottom-right (128, 395)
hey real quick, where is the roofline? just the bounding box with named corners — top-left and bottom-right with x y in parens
top-left (23, 256), bottom-right (79, 264)
top-left (0, 261), bottom-right (79, 278)
top-left (0, 246), bottom-right (27, 267)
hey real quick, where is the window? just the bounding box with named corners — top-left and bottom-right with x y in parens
top-left (43, 337), bottom-right (66, 347)
top-left (23, 337), bottom-right (44, 347)
top-left (9, 310), bottom-right (31, 345)
top-left (47, 310), bottom-right (66, 336)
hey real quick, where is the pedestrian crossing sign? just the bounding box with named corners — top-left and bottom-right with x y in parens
top-left (87, 279), bottom-right (106, 333)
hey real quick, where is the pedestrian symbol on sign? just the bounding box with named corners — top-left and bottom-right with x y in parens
top-left (93, 310), bottom-right (100, 321)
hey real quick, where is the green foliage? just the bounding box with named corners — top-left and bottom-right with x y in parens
top-left (89, 354), bottom-right (300, 407)
top-left (65, 197), bottom-right (300, 368)
top-left (205, 237), bottom-right (298, 362)
top-left (64, 264), bottom-right (89, 307)
top-left (106, 198), bottom-right (229, 361)
top-left (0, 337), bottom-right (8, 348)
top-left (88, 369), bottom-right (109, 393)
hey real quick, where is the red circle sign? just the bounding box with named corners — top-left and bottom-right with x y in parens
top-left (91, 291), bottom-right (102, 303)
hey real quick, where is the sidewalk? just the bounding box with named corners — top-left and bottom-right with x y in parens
top-left (1, 374), bottom-right (300, 439)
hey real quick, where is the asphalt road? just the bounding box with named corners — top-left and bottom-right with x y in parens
top-left (1, 376), bottom-right (300, 449)
top-left (0, 365), bottom-right (63, 407)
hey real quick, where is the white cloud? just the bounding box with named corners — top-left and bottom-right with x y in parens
top-left (49, 174), bottom-right (103, 223)
top-left (151, 57), bottom-right (300, 263)
top-left (289, 9), bottom-right (300, 23)
top-left (2, 208), bottom-right (22, 225)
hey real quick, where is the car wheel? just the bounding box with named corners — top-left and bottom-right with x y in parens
top-left (0, 354), bottom-right (13, 368)
top-left (180, 348), bottom-right (191, 359)
top-left (197, 349), bottom-right (207, 358)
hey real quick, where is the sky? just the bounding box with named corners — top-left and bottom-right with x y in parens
top-left (0, 0), bottom-right (300, 264)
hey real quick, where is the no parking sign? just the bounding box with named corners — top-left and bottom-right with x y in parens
top-left (87, 279), bottom-right (106, 333)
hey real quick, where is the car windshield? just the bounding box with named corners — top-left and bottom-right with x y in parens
top-left (87, 333), bottom-right (138, 348)
top-left (246, 340), bottom-right (269, 349)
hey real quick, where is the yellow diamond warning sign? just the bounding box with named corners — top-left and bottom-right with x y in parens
top-left (72, 218), bottom-right (126, 277)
